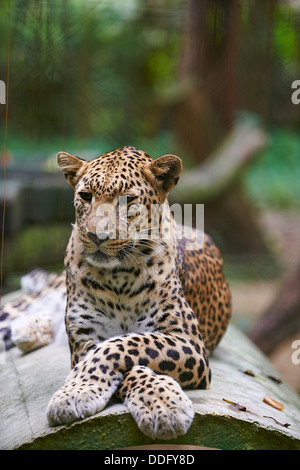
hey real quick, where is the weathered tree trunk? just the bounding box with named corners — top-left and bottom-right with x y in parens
top-left (176, 0), bottom-right (240, 163)
top-left (171, 0), bottom-right (270, 254)
top-left (248, 263), bottom-right (300, 355)
top-left (1, 321), bottom-right (300, 449)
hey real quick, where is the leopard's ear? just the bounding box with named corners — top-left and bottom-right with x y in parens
top-left (57, 152), bottom-right (87, 188)
top-left (144, 154), bottom-right (183, 193)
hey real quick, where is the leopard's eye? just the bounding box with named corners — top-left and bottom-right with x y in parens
top-left (79, 191), bottom-right (92, 202)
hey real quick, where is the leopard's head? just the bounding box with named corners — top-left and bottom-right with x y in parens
top-left (57, 146), bottom-right (182, 268)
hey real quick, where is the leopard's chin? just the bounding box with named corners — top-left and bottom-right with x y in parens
top-left (86, 250), bottom-right (121, 269)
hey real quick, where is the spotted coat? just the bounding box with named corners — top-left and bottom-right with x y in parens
top-left (45, 146), bottom-right (231, 439)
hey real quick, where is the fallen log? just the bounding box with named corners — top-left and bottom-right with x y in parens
top-left (169, 120), bottom-right (269, 254)
top-left (0, 311), bottom-right (299, 450)
top-left (171, 120), bottom-right (268, 203)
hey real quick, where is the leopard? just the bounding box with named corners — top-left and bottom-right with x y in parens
top-left (46, 145), bottom-right (231, 439)
top-left (0, 145), bottom-right (231, 440)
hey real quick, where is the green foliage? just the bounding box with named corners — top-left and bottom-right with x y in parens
top-left (245, 130), bottom-right (300, 209)
top-left (0, 0), bottom-right (184, 148)
top-left (3, 223), bottom-right (70, 279)
top-left (274, 6), bottom-right (300, 66)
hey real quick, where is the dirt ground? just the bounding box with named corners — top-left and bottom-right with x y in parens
top-left (229, 209), bottom-right (300, 392)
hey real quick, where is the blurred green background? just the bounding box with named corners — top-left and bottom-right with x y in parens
top-left (0, 0), bottom-right (299, 389)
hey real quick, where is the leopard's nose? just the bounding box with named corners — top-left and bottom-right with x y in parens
top-left (86, 231), bottom-right (114, 245)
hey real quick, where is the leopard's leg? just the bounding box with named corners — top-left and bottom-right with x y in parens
top-left (117, 365), bottom-right (194, 440)
top-left (47, 330), bottom-right (210, 436)
top-left (47, 346), bottom-right (123, 425)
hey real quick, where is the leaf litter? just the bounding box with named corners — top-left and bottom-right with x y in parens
top-left (222, 398), bottom-right (291, 429)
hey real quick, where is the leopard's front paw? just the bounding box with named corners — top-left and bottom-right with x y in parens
top-left (122, 367), bottom-right (195, 440)
top-left (47, 365), bottom-right (123, 426)
top-left (138, 390), bottom-right (194, 440)
top-left (47, 385), bottom-right (108, 426)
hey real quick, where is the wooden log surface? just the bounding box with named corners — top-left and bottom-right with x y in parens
top-left (0, 320), bottom-right (299, 450)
